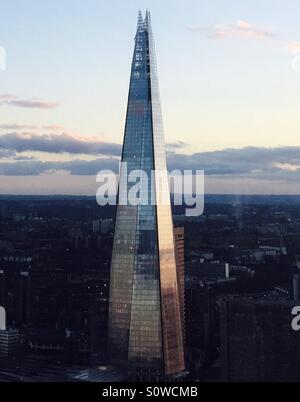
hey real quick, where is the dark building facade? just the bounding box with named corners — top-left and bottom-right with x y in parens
top-left (0, 328), bottom-right (19, 357)
top-left (108, 11), bottom-right (185, 378)
top-left (220, 294), bottom-right (300, 382)
top-left (185, 276), bottom-right (237, 373)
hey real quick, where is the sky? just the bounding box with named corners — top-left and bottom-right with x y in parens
top-left (1, 0), bottom-right (300, 195)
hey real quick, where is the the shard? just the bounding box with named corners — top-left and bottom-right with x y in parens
top-left (108, 10), bottom-right (185, 378)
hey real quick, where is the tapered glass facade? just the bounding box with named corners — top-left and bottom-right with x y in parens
top-left (108, 11), bottom-right (185, 377)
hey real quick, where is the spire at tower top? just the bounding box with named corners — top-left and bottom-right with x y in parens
top-left (137, 9), bottom-right (144, 32)
top-left (144, 9), bottom-right (151, 31)
top-left (136, 9), bottom-right (152, 33)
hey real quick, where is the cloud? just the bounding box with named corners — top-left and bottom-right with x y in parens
top-left (189, 19), bottom-right (300, 64)
top-left (0, 124), bottom-right (41, 131)
top-left (1, 130), bottom-right (300, 183)
top-left (0, 158), bottom-right (119, 176)
top-left (0, 132), bottom-right (121, 156)
top-left (0, 149), bottom-right (16, 159)
top-left (274, 162), bottom-right (300, 172)
top-left (13, 155), bottom-right (37, 161)
top-left (0, 131), bottom-right (185, 160)
top-left (0, 94), bottom-right (59, 109)
top-left (0, 124), bottom-right (69, 131)
top-left (0, 146), bottom-right (299, 183)
top-left (287, 42), bottom-right (300, 55)
top-left (166, 141), bottom-right (188, 154)
top-left (237, 20), bottom-right (253, 30)
top-left (167, 146), bottom-right (300, 181)
top-left (9, 100), bottom-right (59, 109)
top-left (189, 20), bottom-right (276, 40)
top-left (42, 125), bottom-right (66, 131)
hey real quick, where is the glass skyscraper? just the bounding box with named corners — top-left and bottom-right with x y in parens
top-left (108, 10), bottom-right (185, 378)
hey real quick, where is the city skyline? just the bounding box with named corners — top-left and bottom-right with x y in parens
top-left (1, 1), bottom-right (300, 194)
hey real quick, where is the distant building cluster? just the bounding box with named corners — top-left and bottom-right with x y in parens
top-left (0, 195), bottom-right (299, 381)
